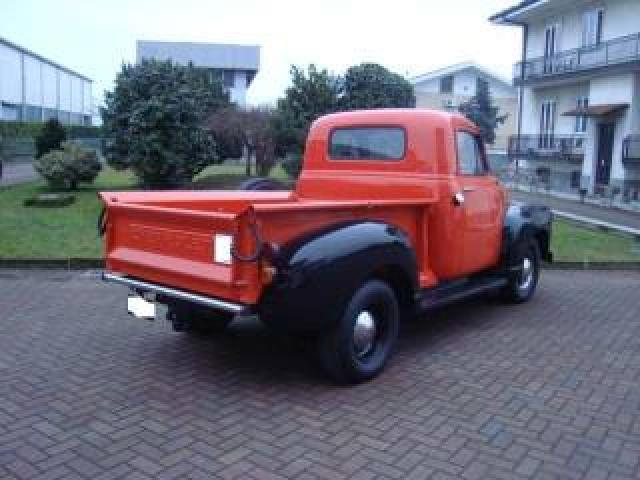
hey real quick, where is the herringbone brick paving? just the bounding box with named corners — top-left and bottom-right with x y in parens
top-left (0, 269), bottom-right (639, 479)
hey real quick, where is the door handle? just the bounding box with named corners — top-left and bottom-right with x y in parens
top-left (453, 192), bottom-right (465, 206)
top-left (463, 187), bottom-right (476, 192)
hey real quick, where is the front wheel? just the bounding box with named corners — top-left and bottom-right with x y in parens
top-left (317, 280), bottom-right (399, 384)
top-left (503, 239), bottom-right (540, 303)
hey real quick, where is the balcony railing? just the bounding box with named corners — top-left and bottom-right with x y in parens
top-left (508, 135), bottom-right (585, 158)
top-left (514, 32), bottom-right (640, 84)
top-left (623, 135), bottom-right (640, 164)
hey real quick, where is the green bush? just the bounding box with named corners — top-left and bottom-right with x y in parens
top-left (34, 141), bottom-right (102, 190)
top-left (35, 119), bottom-right (66, 158)
top-left (0, 121), bottom-right (101, 141)
top-left (102, 59), bottom-right (229, 187)
top-left (0, 121), bottom-right (43, 138)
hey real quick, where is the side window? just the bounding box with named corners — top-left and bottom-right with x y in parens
top-left (456, 131), bottom-right (487, 175)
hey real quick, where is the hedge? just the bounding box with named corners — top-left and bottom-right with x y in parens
top-left (0, 121), bottom-right (102, 139)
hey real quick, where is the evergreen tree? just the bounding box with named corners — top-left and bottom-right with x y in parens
top-left (458, 80), bottom-right (508, 145)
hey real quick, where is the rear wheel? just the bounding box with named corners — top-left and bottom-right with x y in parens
top-left (167, 302), bottom-right (233, 335)
top-left (317, 280), bottom-right (399, 384)
top-left (503, 239), bottom-right (540, 303)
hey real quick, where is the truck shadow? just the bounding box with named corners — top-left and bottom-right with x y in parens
top-left (145, 292), bottom-right (518, 387)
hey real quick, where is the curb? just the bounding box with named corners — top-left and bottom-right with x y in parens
top-left (1, 259), bottom-right (639, 271)
top-left (545, 261), bottom-right (640, 271)
top-left (0, 258), bottom-right (104, 269)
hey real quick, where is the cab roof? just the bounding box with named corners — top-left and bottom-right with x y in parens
top-left (310, 108), bottom-right (476, 132)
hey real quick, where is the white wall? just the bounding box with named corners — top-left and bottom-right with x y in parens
top-left (57, 71), bottom-right (72, 113)
top-left (521, 82), bottom-right (590, 135)
top-left (0, 43), bottom-right (22, 104)
top-left (229, 70), bottom-right (248, 106)
top-left (42, 63), bottom-right (57, 109)
top-left (0, 42), bottom-right (92, 123)
top-left (526, 0), bottom-right (640, 59)
top-left (23, 56), bottom-right (41, 107)
top-left (82, 80), bottom-right (92, 115)
top-left (71, 76), bottom-right (83, 113)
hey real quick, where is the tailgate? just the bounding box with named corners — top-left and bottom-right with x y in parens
top-left (100, 193), bottom-right (262, 304)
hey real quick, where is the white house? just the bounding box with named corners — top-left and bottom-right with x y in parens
top-left (491, 0), bottom-right (640, 200)
top-left (136, 41), bottom-right (260, 107)
top-left (411, 62), bottom-right (518, 153)
top-left (0, 37), bottom-right (92, 125)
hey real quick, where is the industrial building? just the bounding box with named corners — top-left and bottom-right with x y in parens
top-left (136, 40), bottom-right (260, 106)
top-left (0, 37), bottom-right (92, 125)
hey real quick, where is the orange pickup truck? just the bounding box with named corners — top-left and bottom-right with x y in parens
top-left (101, 109), bottom-right (552, 383)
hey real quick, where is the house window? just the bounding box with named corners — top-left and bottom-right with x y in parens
top-left (539, 100), bottom-right (556, 149)
top-left (223, 70), bottom-right (235, 88)
top-left (544, 24), bottom-right (559, 73)
top-left (583, 9), bottom-right (604, 47)
top-left (439, 75), bottom-right (454, 94)
top-left (575, 96), bottom-right (589, 133)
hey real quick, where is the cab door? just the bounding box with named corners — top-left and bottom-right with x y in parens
top-left (454, 131), bottom-right (504, 275)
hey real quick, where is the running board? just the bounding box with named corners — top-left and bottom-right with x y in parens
top-left (418, 275), bottom-right (508, 311)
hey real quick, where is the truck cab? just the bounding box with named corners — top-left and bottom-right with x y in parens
top-left (101, 109), bottom-right (552, 383)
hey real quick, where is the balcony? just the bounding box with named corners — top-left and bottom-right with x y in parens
top-left (623, 135), bottom-right (640, 165)
top-left (514, 33), bottom-right (640, 85)
top-left (508, 135), bottom-right (585, 160)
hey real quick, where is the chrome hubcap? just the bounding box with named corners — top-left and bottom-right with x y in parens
top-left (353, 310), bottom-right (377, 357)
top-left (519, 256), bottom-right (534, 290)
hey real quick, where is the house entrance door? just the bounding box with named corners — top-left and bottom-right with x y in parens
top-left (596, 123), bottom-right (615, 186)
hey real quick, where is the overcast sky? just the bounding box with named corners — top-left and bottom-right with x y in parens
top-left (4, 0), bottom-right (521, 109)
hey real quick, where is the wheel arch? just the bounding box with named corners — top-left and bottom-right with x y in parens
top-left (503, 204), bottom-right (553, 265)
top-left (260, 221), bottom-right (419, 333)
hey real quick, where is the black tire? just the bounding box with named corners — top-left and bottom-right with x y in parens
top-left (502, 238), bottom-right (540, 303)
top-left (238, 177), bottom-right (285, 191)
top-left (317, 280), bottom-right (399, 384)
top-left (167, 302), bottom-right (233, 335)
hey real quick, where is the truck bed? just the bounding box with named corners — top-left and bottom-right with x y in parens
top-left (101, 189), bottom-right (437, 305)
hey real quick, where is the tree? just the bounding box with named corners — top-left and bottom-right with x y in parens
top-left (273, 63), bottom-right (416, 177)
top-left (35, 119), bottom-right (67, 159)
top-left (341, 63), bottom-right (415, 110)
top-left (101, 59), bottom-right (229, 187)
top-left (274, 65), bottom-right (342, 156)
top-left (209, 106), bottom-right (278, 177)
top-left (458, 80), bottom-right (508, 145)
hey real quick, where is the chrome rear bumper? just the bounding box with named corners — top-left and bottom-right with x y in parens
top-left (102, 272), bottom-right (248, 315)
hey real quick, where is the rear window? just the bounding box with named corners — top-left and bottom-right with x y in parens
top-left (329, 127), bottom-right (405, 161)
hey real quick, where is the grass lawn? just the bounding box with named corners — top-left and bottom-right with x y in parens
top-left (0, 164), bottom-right (289, 259)
top-left (0, 168), bottom-right (136, 258)
top-left (1, 166), bottom-right (640, 262)
top-left (552, 219), bottom-right (640, 262)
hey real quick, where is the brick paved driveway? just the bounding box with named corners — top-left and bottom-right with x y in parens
top-left (1, 269), bottom-right (640, 480)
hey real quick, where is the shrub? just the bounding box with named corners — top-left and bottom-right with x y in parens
top-left (34, 141), bottom-right (102, 190)
top-left (35, 119), bottom-right (67, 158)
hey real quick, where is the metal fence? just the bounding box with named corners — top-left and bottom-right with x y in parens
top-left (514, 32), bottom-right (640, 83)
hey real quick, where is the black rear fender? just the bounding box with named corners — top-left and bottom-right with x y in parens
top-left (260, 221), bottom-right (418, 333)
